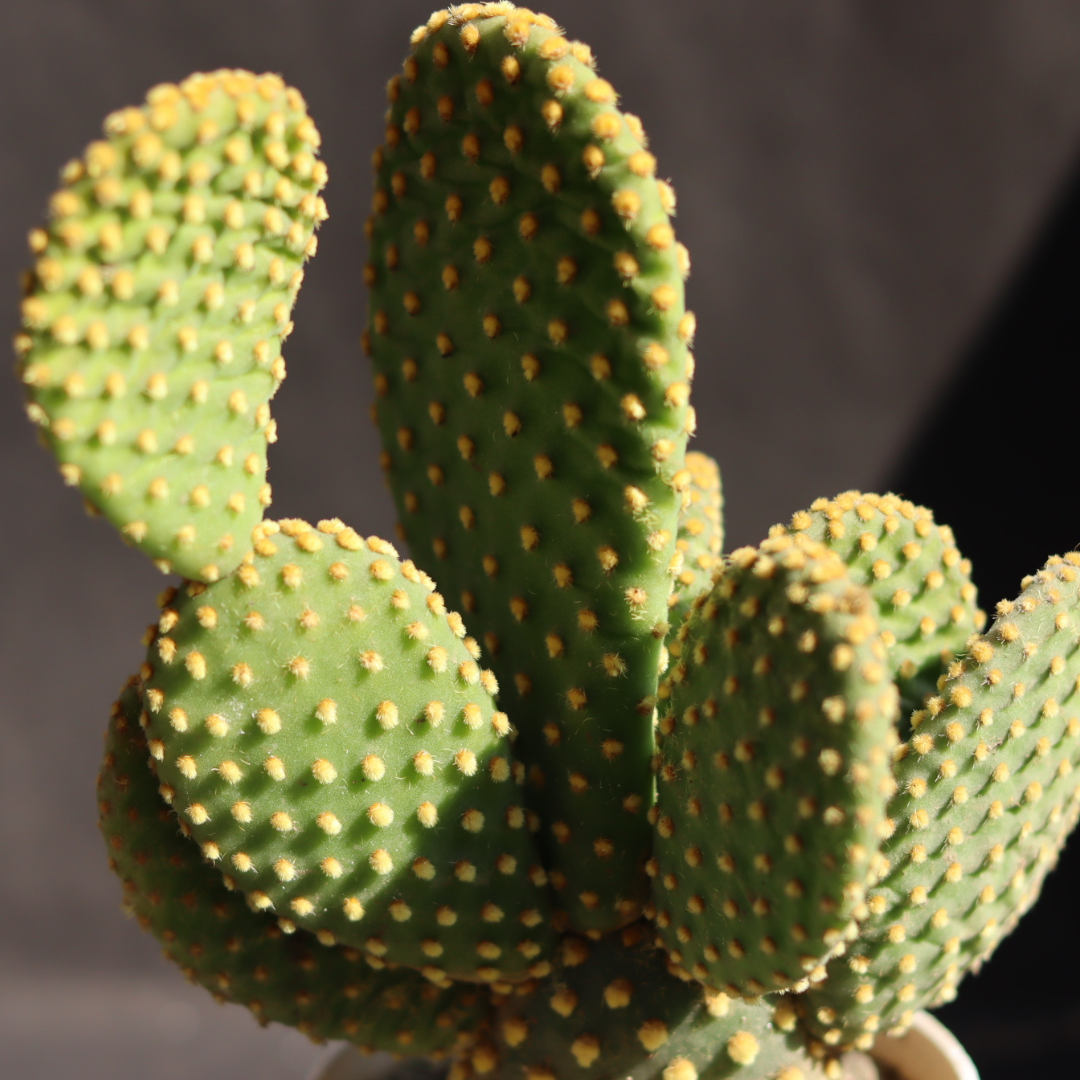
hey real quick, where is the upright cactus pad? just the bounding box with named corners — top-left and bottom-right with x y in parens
top-left (100, 680), bottom-right (491, 1055)
top-left (16, 70), bottom-right (326, 581)
top-left (485, 923), bottom-right (818, 1080)
top-left (801, 553), bottom-right (1080, 1051)
top-left (667, 451), bottom-right (723, 642)
top-left (142, 518), bottom-right (555, 984)
top-left (777, 492), bottom-right (982, 717)
top-left (652, 537), bottom-right (899, 997)
top-left (366, 5), bottom-right (695, 932)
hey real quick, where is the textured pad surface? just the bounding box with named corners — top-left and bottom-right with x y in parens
top-left (366, 5), bottom-right (695, 932)
top-left (17, 69), bottom-right (326, 581)
top-left (778, 492), bottom-right (982, 719)
top-left (652, 536), bottom-right (899, 996)
top-left (100, 679), bottom-right (490, 1055)
top-left (667, 451), bottom-right (723, 644)
top-left (142, 518), bottom-right (555, 984)
top-left (482, 922), bottom-right (819, 1080)
top-left (801, 554), bottom-right (1080, 1051)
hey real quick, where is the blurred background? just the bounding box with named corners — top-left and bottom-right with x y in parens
top-left (3, 2), bottom-right (1080, 1077)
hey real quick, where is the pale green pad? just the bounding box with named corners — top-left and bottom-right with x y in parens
top-left (100, 679), bottom-right (491, 1055)
top-left (801, 554), bottom-right (1080, 1051)
top-left (366, 7), bottom-right (694, 932)
top-left (17, 69), bottom-right (326, 581)
top-left (652, 536), bottom-right (899, 996)
top-left (668, 450), bottom-right (724, 644)
top-left (141, 518), bottom-right (555, 984)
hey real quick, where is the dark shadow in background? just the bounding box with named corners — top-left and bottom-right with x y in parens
top-left (890, 149), bottom-right (1080, 1079)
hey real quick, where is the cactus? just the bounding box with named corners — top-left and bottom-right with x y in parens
top-left (366, 5), bottom-right (694, 934)
top-left (17, 6), bottom-right (1080, 1080)
top-left (16, 70), bottom-right (326, 582)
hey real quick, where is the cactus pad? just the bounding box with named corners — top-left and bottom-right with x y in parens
top-left (801, 553), bottom-right (1080, 1050)
top-left (777, 492), bottom-right (982, 718)
top-left (652, 536), bottom-right (900, 996)
top-left (16, 69), bottom-right (326, 581)
top-left (667, 451), bottom-right (723, 643)
top-left (366, 5), bottom-right (695, 932)
top-left (100, 679), bottom-right (490, 1054)
top-left (141, 517), bottom-right (555, 984)
top-left (483, 921), bottom-right (819, 1080)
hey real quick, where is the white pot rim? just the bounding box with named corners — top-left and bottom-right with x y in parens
top-left (871, 1010), bottom-right (980, 1080)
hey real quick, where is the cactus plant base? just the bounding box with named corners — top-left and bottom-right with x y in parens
top-left (303, 1012), bottom-right (980, 1080)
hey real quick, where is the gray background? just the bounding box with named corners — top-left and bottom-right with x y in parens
top-left (3, 2), bottom-right (1080, 1077)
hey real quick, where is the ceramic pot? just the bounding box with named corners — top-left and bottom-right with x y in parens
top-left (305, 1010), bottom-right (980, 1080)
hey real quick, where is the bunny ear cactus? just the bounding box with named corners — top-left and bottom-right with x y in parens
top-left (16, 69), bottom-right (326, 582)
top-left (651, 537), bottom-right (900, 999)
top-left (141, 516), bottom-right (556, 984)
top-left (366, 4), bottom-right (695, 934)
top-left (18, 7), bottom-right (1080, 1080)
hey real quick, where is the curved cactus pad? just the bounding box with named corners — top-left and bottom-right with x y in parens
top-left (100, 679), bottom-right (490, 1054)
top-left (141, 518), bottom-right (555, 984)
top-left (667, 451), bottom-right (723, 642)
top-left (17, 69), bottom-right (326, 581)
top-left (366, 5), bottom-right (695, 932)
top-left (777, 492), bottom-right (982, 718)
top-left (481, 922), bottom-right (817, 1080)
top-left (802, 553), bottom-right (1080, 1051)
top-left (652, 536), bottom-right (900, 996)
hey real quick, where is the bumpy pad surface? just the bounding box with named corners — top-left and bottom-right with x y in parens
top-left (17, 70), bottom-right (326, 581)
top-left (366, 5), bottom-right (695, 932)
top-left (482, 922), bottom-right (818, 1080)
top-left (667, 451), bottom-right (723, 642)
top-left (652, 537), bottom-right (900, 996)
top-left (801, 554), bottom-right (1080, 1051)
top-left (100, 680), bottom-right (490, 1054)
top-left (141, 518), bottom-right (555, 984)
top-left (779, 492), bottom-right (981, 719)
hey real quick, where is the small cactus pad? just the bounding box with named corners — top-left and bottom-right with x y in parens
top-left (141, 518), bottom-right (555, 984)
top-left (777, 492), bottom-right (982, 716)
top-left (652, 536), bottom-right (900, 996)
top-left (667, 451), bottom-right (723, 642)
top-left (483, 922), bottom-right (819, 1080)
top-left (100, 680), bottom-right (490, 1054)
top-left (367, 3), bottom-right (696, 936)
top-left (16, 70), bottom-right (327, 581)
top-left (801, 553), bottom-right (1080, 1050)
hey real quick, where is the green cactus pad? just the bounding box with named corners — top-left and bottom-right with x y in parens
top-left (16, 69), bottom-right (326, 581)
top-left (100, 679), bottom-right (490, 1055)
top-left (651, 536), bottom-right (900, 997)
top-left (667, 451), bottom-right (723, 644)
top-left (141, 518), bottom-right (555, 984)
top-left (777, 492), bottom-right (982, 718)
top-left (800, 553), bottom-right (1080, 1052)
top-left (479, 921), bottom-right (819, 1080)
top-left (366, 4), bottom-right (695, 932)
